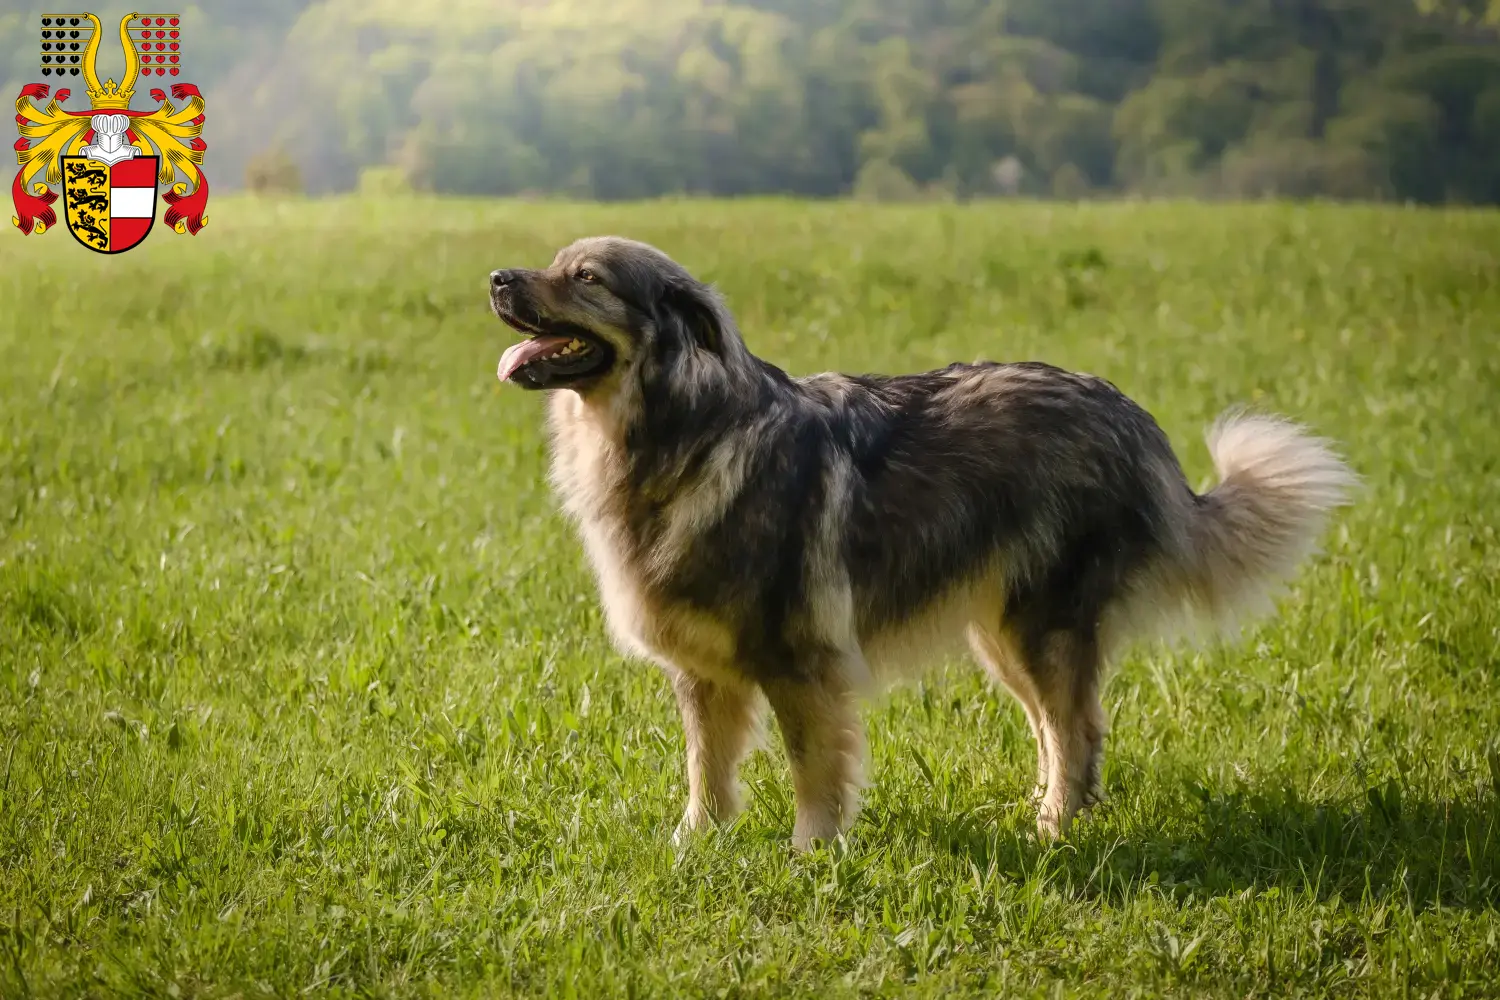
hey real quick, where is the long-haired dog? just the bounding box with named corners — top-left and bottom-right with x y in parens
top-left (489, 237), bottom-right (1356, 849)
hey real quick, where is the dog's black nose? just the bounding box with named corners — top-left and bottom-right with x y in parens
top-left (490, 269), bottom-right (519, 289)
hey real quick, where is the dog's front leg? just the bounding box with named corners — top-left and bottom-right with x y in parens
top-left (763, 676), bottom-right (866, 851)
top-left (670, 670), bottom-right (761, 843)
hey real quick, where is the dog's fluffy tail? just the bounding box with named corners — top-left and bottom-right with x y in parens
top-left (1127, 411), bottom-right (1357, 646)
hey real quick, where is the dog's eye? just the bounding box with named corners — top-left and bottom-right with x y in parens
top-left (576, 268), bottom-right (598, 283)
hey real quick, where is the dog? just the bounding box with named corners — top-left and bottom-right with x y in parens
top-left (488, 236), bottom-right (1356, 850)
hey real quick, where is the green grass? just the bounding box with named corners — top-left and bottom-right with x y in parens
top-left (2, 195), bottom-right (1499, 998)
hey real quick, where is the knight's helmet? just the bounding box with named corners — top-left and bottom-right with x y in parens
top-left (89, 113), bottom-right (132, 153)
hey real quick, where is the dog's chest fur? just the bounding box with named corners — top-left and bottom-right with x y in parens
top-left (545, 391), bottom-right (745, 687)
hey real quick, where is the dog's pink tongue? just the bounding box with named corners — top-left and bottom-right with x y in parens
top-left (497, 336), bottom-right (570, 382)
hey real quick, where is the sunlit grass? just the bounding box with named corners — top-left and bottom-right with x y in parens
top-left (1, 195), bottom-right (1498, 997)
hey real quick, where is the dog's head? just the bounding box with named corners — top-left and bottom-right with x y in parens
top-left (490, 236), bottom-right (734, 393)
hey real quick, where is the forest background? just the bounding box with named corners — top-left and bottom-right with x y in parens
top-left (4, 0), bottom-right (1499, 204)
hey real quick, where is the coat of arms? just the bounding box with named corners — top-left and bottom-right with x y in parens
top-left (12, 11), bottom-right (208, 254)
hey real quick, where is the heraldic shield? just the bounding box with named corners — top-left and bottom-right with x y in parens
top-left (61, 153), bottom-right (160, 254)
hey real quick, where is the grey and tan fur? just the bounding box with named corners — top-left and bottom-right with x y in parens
top-left (488, 237), bottom-right (1357, 849)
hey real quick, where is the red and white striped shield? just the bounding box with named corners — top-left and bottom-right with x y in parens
top-left (60, 154), bottom-right (160, 254)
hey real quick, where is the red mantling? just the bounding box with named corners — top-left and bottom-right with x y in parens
top-left (164, 170), bottom-right (208, 235)
top-left (11, 167), bottom-right (58, 235)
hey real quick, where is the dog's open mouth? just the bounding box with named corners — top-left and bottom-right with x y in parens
top-left (495, 309), bottom-right (613, 388)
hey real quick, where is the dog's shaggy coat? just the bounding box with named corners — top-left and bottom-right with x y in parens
top-left (489, 237), bottom-right (1356, 849)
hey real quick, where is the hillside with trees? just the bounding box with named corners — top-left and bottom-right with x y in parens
top-left (2, 0), bottom-right (1498, 202)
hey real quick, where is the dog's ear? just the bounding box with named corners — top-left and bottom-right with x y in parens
top-left (656, 278), bottom-right (725, 356)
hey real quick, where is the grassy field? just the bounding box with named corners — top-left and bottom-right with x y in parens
top-left (1, 195), bottom-right (1498, 998)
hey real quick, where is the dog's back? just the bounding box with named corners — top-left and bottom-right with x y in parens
top-left (812, 361), bottom-right (1191, 648)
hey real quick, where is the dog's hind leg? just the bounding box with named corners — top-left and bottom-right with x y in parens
top-left (762, 672), bottom-right (866, 851)
top-left (967, 624), bottom-right (1050, 804)
top-left (1022, 627), bottom-right (1107, 840)
top-left (670, 670), bottom-right (763, 842)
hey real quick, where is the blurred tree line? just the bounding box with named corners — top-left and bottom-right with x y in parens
top-left (2, 0), bottom-right (1497, 202)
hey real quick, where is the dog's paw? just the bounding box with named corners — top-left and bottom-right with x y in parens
top-left (791, 829), bottom-right (852, 853)
top-left (672, 805), bottom-right (715, 846)
top-left (791, 812), bottom-right (847, 852)
top-left (1034, 801), bottom-right (1080, 842)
